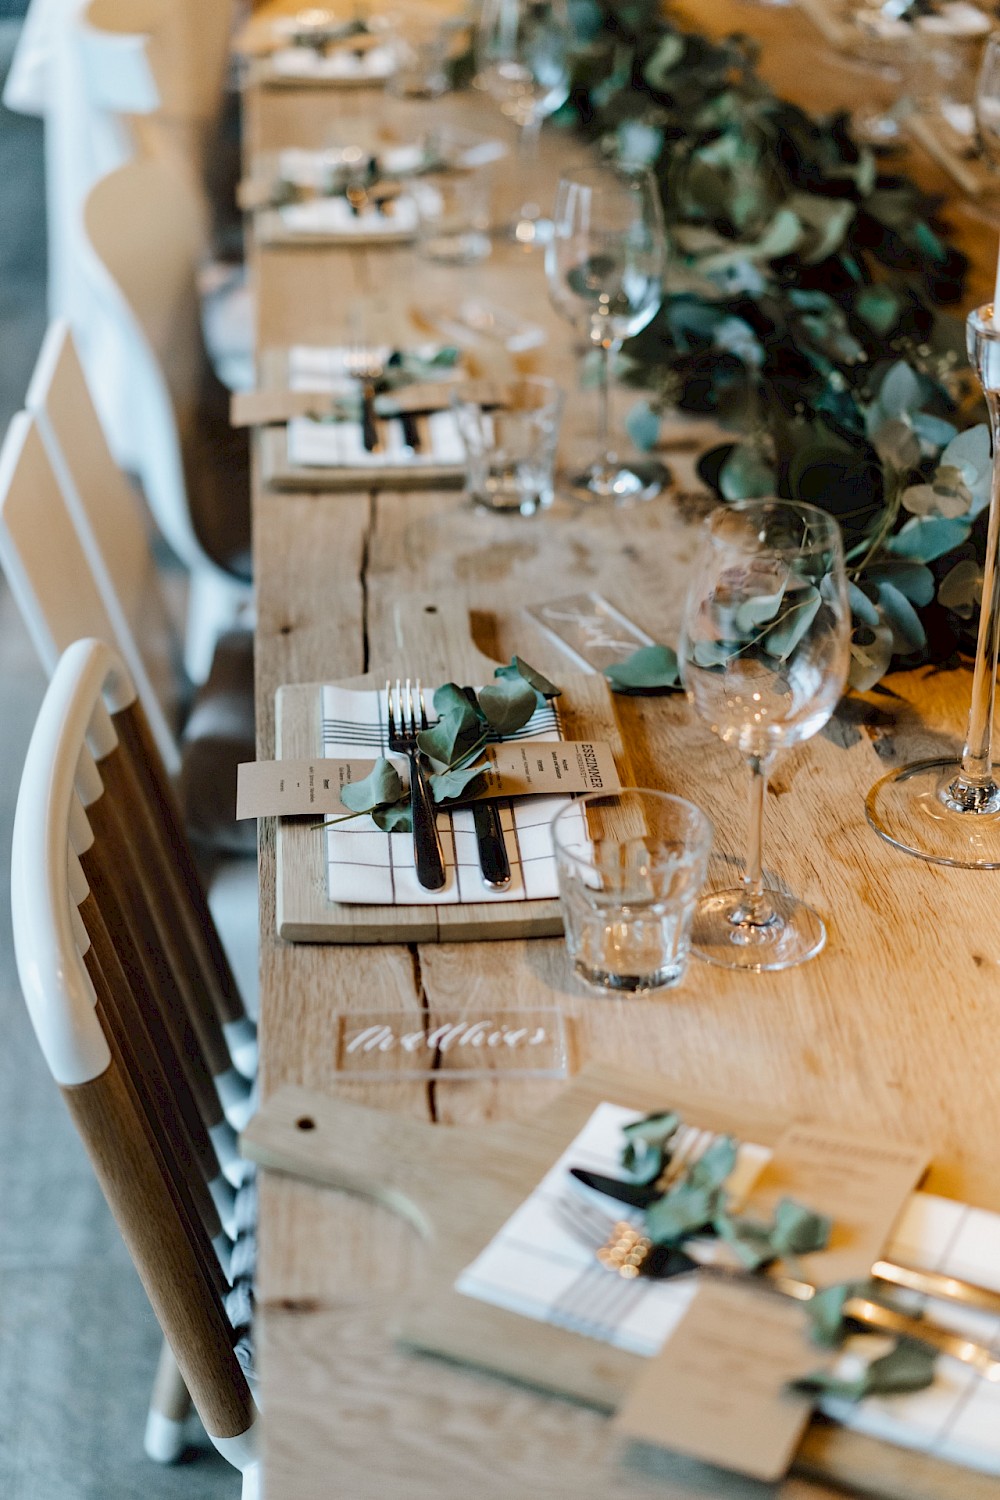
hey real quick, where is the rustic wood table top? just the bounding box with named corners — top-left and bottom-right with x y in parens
top-left (243, 5), bottom-right (1000, 1495)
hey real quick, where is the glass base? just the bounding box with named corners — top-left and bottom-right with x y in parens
top-left (505, 210), bottom-right (554, 248)
top-left (573, 958), bottom-right (684, 994)
top-left (691, 888), bottom-right (826, 972)
top-left (568, 458), bottom-right (670, 506)
top-left (866, 757), bottom-right (1000, 868)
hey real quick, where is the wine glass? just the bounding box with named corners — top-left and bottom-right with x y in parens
top-left (546, 163), bottom-right (668, 504)
top-left (974, 32), bottom-right (1000, 170)
top-left (475, 0), bottom-right (570, 245)
top-left (678, 500), bottom-right (850, 971)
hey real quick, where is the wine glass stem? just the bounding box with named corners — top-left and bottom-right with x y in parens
top-left (597, 339), bottom-right (615, 466)
top-left (738, 755), bottom-right (776, 927)
top-left (518, 114), bottom-right (542, 216)
top-left (957, 390), bottom-right (1000, 796)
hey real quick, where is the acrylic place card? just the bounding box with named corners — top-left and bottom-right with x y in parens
top-left (332, 1007), bottom-right (568, 1081)
top-left (527, 593), bottom-right (656, 674)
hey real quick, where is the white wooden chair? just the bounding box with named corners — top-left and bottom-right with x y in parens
top-left (11, 637), bottom-right (260, 1492)
top-left (80, 153), bottom-right (252, 684)
top-left (0, 400), bottom-right (259, 1057)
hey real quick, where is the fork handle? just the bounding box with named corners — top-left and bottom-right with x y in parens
top-left (408, 751), bottom-right (446, 890)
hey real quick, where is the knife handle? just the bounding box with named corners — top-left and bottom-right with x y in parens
top-left (408, 751), bottom-right (446, 890)
top-left (360, 381), bottom-right (381, 452)
top-left (473, 801), bottom-right (510, 890)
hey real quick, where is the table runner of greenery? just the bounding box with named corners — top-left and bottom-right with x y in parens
top-left (545, 0), bottom-right (991, 689)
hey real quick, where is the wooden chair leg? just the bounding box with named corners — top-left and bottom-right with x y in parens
top-left (145, 1339), bottom-right (193, 1463)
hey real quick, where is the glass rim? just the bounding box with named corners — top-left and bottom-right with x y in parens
top-left (701, 498), bottom-right (845, 556)
top-left (554, 161), bottom-right (657, 190)
top-left (550, 787), bottom-right (713, 870)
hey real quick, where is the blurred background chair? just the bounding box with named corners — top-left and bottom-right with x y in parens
top-left (11, 636), bottom-right (259, 1487)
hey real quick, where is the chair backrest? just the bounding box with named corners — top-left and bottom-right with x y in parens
top-left (0, 407), bottom-right (181, 776)
top-left (11, 637), bottom-right (258, 1468)
top-left (26, 320), bottom-right (185, 734)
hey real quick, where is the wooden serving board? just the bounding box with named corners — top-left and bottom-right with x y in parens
top-left (273, 601), bottom-right (633, 943)
top-left (242, 1060), bottom-right (992, 1500)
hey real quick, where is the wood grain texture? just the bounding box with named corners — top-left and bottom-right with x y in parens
top-left (244, 8), bottom-right (1000, 1495)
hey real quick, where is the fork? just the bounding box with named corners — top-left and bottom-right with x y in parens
top-left (343, 344), bottom-right (385, 453)
top-left (386, 679), bottom-right (446, 890)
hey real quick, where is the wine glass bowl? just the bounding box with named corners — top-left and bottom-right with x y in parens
top-left (678, 500), bottom-right (850, 971)
top-left (475, 0), bottom-right (570, 242)
top-left (546, 163), bottom-right (668, 503)
top-left (974, 32), bottom-right (1000, 172)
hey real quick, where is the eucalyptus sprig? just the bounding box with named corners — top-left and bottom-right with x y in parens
top-left (315, 656), bottom-right (560, 833)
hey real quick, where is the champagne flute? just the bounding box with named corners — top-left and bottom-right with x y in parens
top-left (546, 163), bottom-right (668, 504)
top-left (475, 0), bottom-right (570, 245)
top-left (974, 32), bottom-right (1000, 171)
top-left (678, 500), bottom-right (850, 970)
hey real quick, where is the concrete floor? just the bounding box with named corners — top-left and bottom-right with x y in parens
top-left (0, 23), bottom-right (236, 1498)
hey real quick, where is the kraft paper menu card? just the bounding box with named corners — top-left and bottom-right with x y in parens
top-left (617, 1281), bottom-right (814, 1481)
top-left (614, 1122), bottom-right (930, 1481)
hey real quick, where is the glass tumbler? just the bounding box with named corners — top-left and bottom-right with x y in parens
top-left (551, 790), bottom-right (712, 995)
top-left (415, 172), bottom-right (492, 265)
top-left (452, 377), bottom-right (564, 514)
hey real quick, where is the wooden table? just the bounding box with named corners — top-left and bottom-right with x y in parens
top-left (244, 6), bottom-right (1000, 1496)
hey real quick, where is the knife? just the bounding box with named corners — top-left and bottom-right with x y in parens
top-left (571, 1168), bottom-right (1000, 1317)
top-left (462, 686), bottom-right (510, 890)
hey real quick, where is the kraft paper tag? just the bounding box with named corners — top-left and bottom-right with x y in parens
top-left (614, 1122), bottom-right (929, 1482)
top-left (236, 740), bottom-right (621, 819)
top-left (617, 1281), bottom-right (814, 1482)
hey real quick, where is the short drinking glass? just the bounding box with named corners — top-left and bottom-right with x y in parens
top-left (552, 789), bottom-right (712, 994)
top-left (453, 376), bottom-right (563, 514)
top-left (678, 500), bottom-right (850, 971)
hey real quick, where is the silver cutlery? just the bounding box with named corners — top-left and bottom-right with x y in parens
top-left (385, 679), bottom-right (446, 891)
top-left (559, 1190), bottom-right (1000, 1379)
top-left (344, 344), bottom-right (385, 453)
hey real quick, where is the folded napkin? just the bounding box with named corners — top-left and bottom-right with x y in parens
top-left (457, 1101), bottom-right (1000, 1478)
top-left (321, 685), bottom-right (584, 905)
top-left (276, 143), bottom-right (430, 187)
top-left (286, 408), bottom-right (465, 468)
top-left (269, 42), bottom-right (397, 81)
top-left (278, 192), bottom-right (419, 239)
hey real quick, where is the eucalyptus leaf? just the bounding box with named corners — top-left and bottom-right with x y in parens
top-left (849, 624), bottom-right (894, 693)
top-left (429, 759), bottom-right (489, 803)
top-left (865, 561), bottom-right (935, 607)
top-left (848, 581), bottom-right (880, 629)
top-left (417, 705), bottom-right (482, 767)
top-left (339, 759), bottom-right (404, 814)
top-left (805, 1281), bottom-right (871, 1349)
top-left (770, 1197), bottom-right (832, 1256)
top-left (871, 418), bottom-right (920, 472)
top-left (719, 444), bottom-right (776, 501)
top-left (621, 1109), bottom-right (681, 1181)
top-left (911, 411), bottom-right (958, 452)
top-left (687, 1135), bottom-right (738, 1192)
top-left (604, 643), bottom-right (681, 693)
top-left (494, 656), bottom-right (562, 700)
top-left (887, 516), bottom-right (972, 564)
top-left (645, 1182), bottom-right (721, 1244)
top-left (789, 1338), bottom-right (937, 1402)
top-left (763, 587), bottom-right (822, 660)
top-left (733, 585), bottom-right (786, 636)
top-left (877, 361), bottom-right (922, 420)
top-left (713, 1210), bottom-right (776, 1270)
top-left (434, 681), bottom-right (480, 723)
top-left (372, 804), bottom-right (412, 833)
top-left (938, 558), bottom-right (983, 619)
top-left (477, 677), bottom-right (538, 734)
top-left (877, 581), bottom-right (927, 654)
top-left (643, 32), bottom-right (684, 89)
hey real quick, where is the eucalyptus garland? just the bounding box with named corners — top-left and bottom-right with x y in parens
top-left (556, 0), bottom-right (991, 690)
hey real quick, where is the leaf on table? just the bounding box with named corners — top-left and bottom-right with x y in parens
top-left (477, 677), bottom-right (538, 734)
top-left (763, 588), bottom-right (822, 660)
top-left (494, 656), bottom-right (562, 700)
top-left (625, 399), bottom-right (662, 452)
top-left (433, 681), bottom-right (479, 722)
top-left (714, 1209), bottom-right (776, 1270)
top-left (804, 1280), bottom-right (874, 1348)
top-left (788, 1338), bottom-right (936, 1402)
top-left (339, 759), bottom-right (404, 814)
top-left (417, 704), bottom-right (482, 767)
top-left (604, 643), bottom-right (680, 693)
top-left (887, 515), bottom-right (972, 564)
top-left (645, 1181), bottom-right (721, 1244)
top-left (770, 1197), bottom-right (832, 1257)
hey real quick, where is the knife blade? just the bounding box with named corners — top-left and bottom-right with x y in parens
top-left (569, 1166), bottom-right (663, 1210)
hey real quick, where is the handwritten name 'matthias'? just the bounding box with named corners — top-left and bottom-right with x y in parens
top-left (345, 1020), bottom-right (550, 1055)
